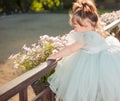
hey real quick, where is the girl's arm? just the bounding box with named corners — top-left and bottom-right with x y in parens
top-left (47, 41), bottom-right (84, 60)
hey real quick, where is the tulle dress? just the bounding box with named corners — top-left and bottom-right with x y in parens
top-left (48, 31), bottom-right (120, 101)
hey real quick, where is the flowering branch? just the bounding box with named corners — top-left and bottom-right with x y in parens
top-left (9, 35), bottom-right (68, 71)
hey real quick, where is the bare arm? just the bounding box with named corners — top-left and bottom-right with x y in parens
top-left (47, 41), bottom-right (84, 60)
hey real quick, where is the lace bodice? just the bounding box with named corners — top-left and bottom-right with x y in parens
top-left (67, 30), bottom-right (108, 53)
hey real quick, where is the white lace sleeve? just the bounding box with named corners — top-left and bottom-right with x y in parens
top-left (66, 30), bottom-right (83, 45)
top-left (65, 30), bottom-right (76, 45)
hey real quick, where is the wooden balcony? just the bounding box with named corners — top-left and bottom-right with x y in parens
top-left (0, 19), bottom-right (120, 101)
top-left (0, 60), bottom-right (57, 101)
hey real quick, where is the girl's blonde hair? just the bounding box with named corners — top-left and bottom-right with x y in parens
top-left (69, 0), bottom-right (107, 38)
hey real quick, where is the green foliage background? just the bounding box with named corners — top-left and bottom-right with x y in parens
top-left (31, 0), bottom-right (64, 12)
top-left (0, 0), bottom-right (119, 14)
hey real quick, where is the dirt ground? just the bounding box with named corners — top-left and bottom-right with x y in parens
top-left (0, 60), bottom-right (36, 101)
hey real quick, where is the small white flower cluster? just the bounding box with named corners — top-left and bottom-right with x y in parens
top-left (100, 10), bottom-right (120, 25)
top-left (39, 35), bottom-right (67, 53)
top-left (9, 35), bottom-right (68, 71)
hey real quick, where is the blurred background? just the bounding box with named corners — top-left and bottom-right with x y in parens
top-left (0, 0), bottom-right (120, 63)
top-left (0, 0), bottom-right (120, 15)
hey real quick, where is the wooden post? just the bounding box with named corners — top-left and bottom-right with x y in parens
top-left (19, 88), bottom-right (28, 101)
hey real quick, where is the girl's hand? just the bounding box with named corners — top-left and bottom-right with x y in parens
top-left (47, 54), bottom-right (62, 61)
top-left (47, 55), bottom-right (57, 60)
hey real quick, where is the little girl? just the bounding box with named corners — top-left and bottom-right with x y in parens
top-left (48, 0), bottom-right (120, 101)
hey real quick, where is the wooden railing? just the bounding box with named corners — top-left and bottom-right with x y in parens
top-left (104, 19), bottom-right (120, 33)
top-left (0, 19), bottom-right (120, 101)
top-left (0, 60), bottom-right (57, 101)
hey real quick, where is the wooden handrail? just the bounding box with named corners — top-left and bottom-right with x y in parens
top-left (104, 19), bottom-right (120, 32)
top-left (0, 60), bottom-right (57, 101)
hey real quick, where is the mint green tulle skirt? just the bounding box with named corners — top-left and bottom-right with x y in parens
top-left (48, 48), bottom-right (120, 101)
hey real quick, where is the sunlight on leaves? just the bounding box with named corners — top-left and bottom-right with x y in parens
top-left (31, 0), bottom-right (43, 12)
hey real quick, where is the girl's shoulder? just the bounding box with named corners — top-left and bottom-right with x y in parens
top-left (83, 31), bottom-right (105, 40)
top-left (83, 31), bottom-right (101, 36)
top-left (67, 30), bottom-right (105, 44)
top-left (69, 30), bottom-right (101, 37)
top-left (83, 31), bottom-right (106, 45)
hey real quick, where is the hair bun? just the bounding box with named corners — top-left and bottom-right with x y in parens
top-left (72, 1), bottom-right (88, 13)
top-left (81, 2), bottom-right (87, 8)
top-left (72, 2), bottom-right (82, 13)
